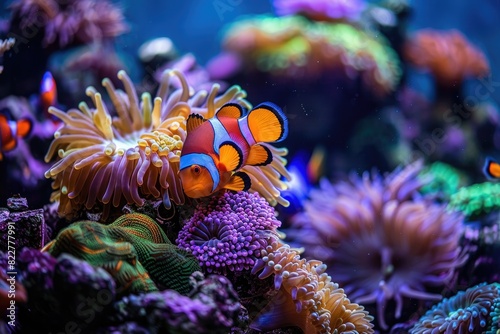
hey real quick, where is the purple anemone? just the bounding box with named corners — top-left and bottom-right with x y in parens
top-left (289, 161), bottom-right (466, 330)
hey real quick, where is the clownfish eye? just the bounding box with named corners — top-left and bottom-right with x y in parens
top-left (192, 165), bottom-right (201, 175)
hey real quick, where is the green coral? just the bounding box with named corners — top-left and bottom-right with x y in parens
top-left (448, 182), bottom-right (500, 219)
top-left (223, 15), bottom-right (401, 95)
top-left (419, 162), bottom-right (468, 202)
top-left (46, 213), bottom-right (200, 295)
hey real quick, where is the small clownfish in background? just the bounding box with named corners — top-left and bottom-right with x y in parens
top-left (0, 113), bottom-right (32, 160)
top-left (483, 157), bottom-right (500, 180)
top-left (179, 102), bottom-right (288, 198)
top-left (39, 71), bottom-right (58, 121)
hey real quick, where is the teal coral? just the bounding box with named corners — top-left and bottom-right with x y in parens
top-left (223, 15), bottom-right (401, 96)
top-left (448, 182), bottom-right (500, 219)
top-left (410, 282), bottom-right (500, 334)
top-left (45, 213), bottom-right (200, 295)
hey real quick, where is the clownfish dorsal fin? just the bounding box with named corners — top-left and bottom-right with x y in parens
top-left (223, 171), bottom-right (251, 192)
top-left (246, 102), bottom-right (288, 143)
top-left (186, 113), bottom-right (206, 133)
top-left (218, 141), bottom-right (243, 172)
top-left (247, 143), bottom-right (273, 166)
top-left (216, 103), bottom-right (245, 119)
top-left (484, 157), bottom-right (500, 179)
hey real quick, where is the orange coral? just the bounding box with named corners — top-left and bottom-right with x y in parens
top-left (404, 29), bottom-right (490, 85)
top-left (252, 240), bottom-right (374, 333)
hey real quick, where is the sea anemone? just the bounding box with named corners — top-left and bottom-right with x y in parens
top-left (404, 29), bottom-right (490, 86)
top-left (45, 68), bottom-right (290, 219)
top-left (290, 161), bottom-right (465, 329)
top-left (410, 282), bottom-right (500, 334)
top-left (9, 0), bottom-right (127, 48)
top-left (44, 69), bottom-right (249, 218)
top-left (222, 15), bottom-right (401, 96)
top-left (273, 0), bottom-right (365, 22)
top-left (176, 191), bottom-right (281, 275)
top-left (252, 240), bottom-right (375, 333)
top-left (0, 38), bottom-right (14, 73)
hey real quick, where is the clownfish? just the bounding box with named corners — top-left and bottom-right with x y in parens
top-left (483, 157), bottom-right (500, 180)
top-left (179, 102), bottom-right (288, 198)
top-left (39, 71), bottom-right (58, 121)
top-left (0, 113), bottom-right (32, 160)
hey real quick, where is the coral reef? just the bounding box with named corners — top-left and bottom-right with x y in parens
top-left (222, 15), bottom-right (401, 96)
top-left (110, 271), bottom-right (242, 334)
top-left (9, 0), bottom-right (127, 48)
top-left (252, 240), bottom-right (374, 333)
top-left (404, 29), bottom-right (490, 86)
top-left (410, 283), bottom-right (500, 334)
top-left (0, 248), bottom-right (116, 332)
top-left (45, 213), bottom-right (201, 295)
top-left (289, 161), bottom-right (465, 329)
top-left (177, 191), bottom-right (281, 275)
top-left (0, 196), bottom-right (48, 251)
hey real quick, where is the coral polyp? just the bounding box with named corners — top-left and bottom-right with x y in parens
top-left (252, 240), bottom-right (375, 333)
top-left (44, 69), bottom-right (250, 218)
top-left (410, 282), bottom-right (500, 334)
top-left (177, 191), bottom-right (282, 274)
top-left (290, 161), bottom-right (466, 329)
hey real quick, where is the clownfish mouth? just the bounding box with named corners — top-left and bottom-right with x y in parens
top-left (182, 184), bottom-right (212, 199)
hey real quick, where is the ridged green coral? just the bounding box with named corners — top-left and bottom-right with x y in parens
top-left (448, 182), bottom-right (500, 219)
top-left (419, 162), bottom-right (468, 202)
top-left (46, 213), bottom-right (200, 295)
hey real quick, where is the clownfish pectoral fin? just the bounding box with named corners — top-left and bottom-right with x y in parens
top-left (16, 118), bottom-right (33, 138)
top-left (218, 141), bottom-right (243, 172)
top-left (186, 113), bottom-right (206, 133)
top-left (483, 157), bottom-right (500, 179)
top-left (216, 103), bottom-right (245, 119)
top-left (224, 171), bottom-right (251, 192)
top-left (246, 102), bottom-right (288, 143)
top-left (247, 144), bottom-right (273, 166)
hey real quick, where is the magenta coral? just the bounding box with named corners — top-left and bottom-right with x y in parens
top-left (290, 161), bottom-right (466, 330)
top-left (176, 191), bottom-right (281, 274)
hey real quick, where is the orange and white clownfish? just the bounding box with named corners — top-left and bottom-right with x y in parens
top-left (0, 113), bottom-right (32, 160)
top-left (483, 157), bottom-right (500, 180)
top-left (179, 102), bottom-right (288, 198)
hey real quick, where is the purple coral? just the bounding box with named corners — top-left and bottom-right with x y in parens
top-left (112, 272), bottom-right (241, 334)
top-left (176, 191), bottom-right (281, 274)
top-left (273, 0), bottom-right (365, 22)
top-left (9, 0), bottom-right (127, 48)
top-left (289, 161), bottom-right (466, 330)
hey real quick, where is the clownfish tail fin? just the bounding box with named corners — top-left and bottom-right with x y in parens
top-left (246, 102), bottom-right (288, 143)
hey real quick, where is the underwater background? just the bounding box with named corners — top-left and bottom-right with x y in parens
top-left (1, 0), bottom-right (500, 333)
